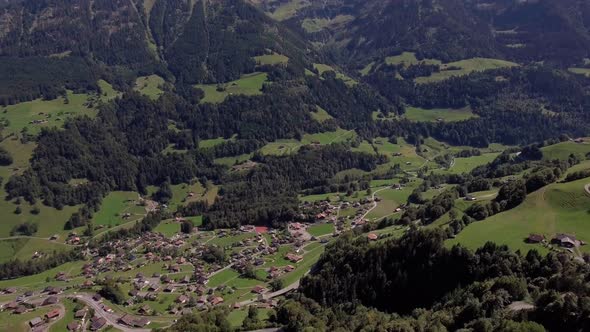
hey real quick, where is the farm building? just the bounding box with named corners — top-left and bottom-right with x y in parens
top-left (526, 234), bottom-right (545, 243)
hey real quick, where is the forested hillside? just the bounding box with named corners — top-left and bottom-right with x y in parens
top-left (0, 0), bottom-right (590, 331)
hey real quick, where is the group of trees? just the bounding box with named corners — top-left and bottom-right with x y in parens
top-left (294, 228), bottom-right (590, 331)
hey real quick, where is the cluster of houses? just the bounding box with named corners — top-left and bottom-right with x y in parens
top-left (527, 233), bottom-right (585, 250)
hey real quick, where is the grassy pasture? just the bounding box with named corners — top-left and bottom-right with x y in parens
top-left (268, 0), bottom-right (310, 21)
top-left (199, 136), bottom-right (234, 148)
top-left (253, 53), bottom-right (289, 65)
top-left (541, 140), bottom-right (590, 160)
top-left (359, 62), bottom-right (375, 76)
top-left (433, 153), bottom-right (501, 175)
top-left (448, 178), bottom-right (590, 254)
top-left (259, 129), bottom-right (356, 156)
top-left (195, 72), bottom-right (268, 104)
top-left (134, 75), bottom-right (165, 99)
top-left (0, 304), bottom-right (58, 332)
top-left (92, 191), bottom-right (143, 227)
top-left (0, 238), bottom-right (71, 264)
top-left (568, 67), bottom-right (590, 77)
top-left (301, 15), bottom-right (354, 33)
top-left (313, 63), bottom-right (357, 85)
top-left (214, 153), bottom-right (253, 166)
top-left (404, 106), bottom-right (478, 122)
top-left (307, 223), bottom-right (334, 237)
top-left (385, 52), bottom-right (442, 67)
top-left (415, 58), bottom-right (518, 84)
top-left (309, 105), bottom-right (332, 122)
top-left (0, 90), bottom-right (97, 135)
top-left (97, 79), bottom-right (120, 101)
top-left (153, 221), bottom-right (181, 237)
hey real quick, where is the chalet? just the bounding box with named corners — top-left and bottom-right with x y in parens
top-left (527, 234), bottom-right (545, 243)
top-left (134, 317), bottom-right (151, 327)
top-left (119, 314), bottom-right (135, 327)
top-left (43, 296), bottom-right (59, 306)
top-left (83, 280), bottom-right (94, 287)
top-left (368, 233), bottom-right (379, 241)
top-left (210, 296), bottom-right (224, 305)
top-left (67, 321), bottom-right (81, 331)
top-left (285, 253), bottom-right (303, 263)
top-left (195, 285), bottom-right (207, 295)
top-left (196, 276), bottom-right (209, 284)
top-left (181, 275), bottom-right (191, 283)
top-left (197, 296), bottom-right (207, 304)
top-left (465, 195), bottom-right (476, 201)
top-left (90, 317), bottom-right (107, 331)
top-left (47, 286), bottom-right (63, 295)
top-left (74, 308), bottom-right (87, 319)
top-left (124, 298), bottom-right (134, 306)
top-left (46, 308), bottom-right (61, 319)
top-left (285, 265), bottom-right (295, 272)
top-left (4, 301), bottom-right (19, 310)
top-left (552, 234), bottom-right (579, 248)
top-left (147, 284), bottom-right (160, 292)
top-left (164, 285), bottom-right (176, 293)
top-left (4, 287), bottom-right (17, 294)
top-left (14, 305), bottom-right (27, 314)
top-left (29, 317), bottom-right (43, 327)
top-left (252, 286), bottom-right (267, 294)
top-left (138, 305), bottom-right (151, 314)
top-left (129, 289), bottom-right (139, 297)
top-left (176, 295), bottom-right (189, 304)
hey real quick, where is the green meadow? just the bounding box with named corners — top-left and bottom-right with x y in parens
top-left (195, 72), bottom-right (268, 104)
top-left (404, 106), bottom-right (478, 122)
top-left (415, 58), bottom-right (518, 84)
top-left (0, 90), bottom-right (97, 135)
top-left (253, 53), bottom-right (289, 65)
top-left (199, 136), bottom-right (235, 148)
top-left (259, 129), bottom-right (356, 156)
top-left (301, 15), bottom-right (354, 33)
top-left (92, 191), bottom-right (144, 227)
top-left (385, 52), bottom-right (442, 67)
top-left (268, 0), bottom-right (310, 21)
top-left (0, 238), bottom-right (71, 264)
top-left (313, 63), bottom-right (357, 85)
top-left (568, 67), bottom-right (590, 77)
top-left (309, 106), bottom-right (332, 122)
top-left (448, 177), bottom-right (590, 254)
top-left (541, 140), bottom-right (590, 160)
top-left (307, 223), bottom-right (334, 237)
top-left (134, 74), bottom-right (165, 99)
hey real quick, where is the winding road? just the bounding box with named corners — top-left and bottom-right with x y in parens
top-left (585, 183), bottom-right (590, 196)
top-left (71, 294), bottom-right (151, 332)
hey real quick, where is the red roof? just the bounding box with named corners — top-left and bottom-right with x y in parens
top-left (367, 233), bottom-right (378, 241)
top-left (255, 226), bottom-right (269, 233)
top-left (46, 308), bottom-right (61, 319)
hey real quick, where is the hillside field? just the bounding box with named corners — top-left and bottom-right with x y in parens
top-left (195, 72), bottom-right (268, 104)
top-left (448, 177), bottom-right (590, 254)
top-left (404, 106), bottom-right (478, 122)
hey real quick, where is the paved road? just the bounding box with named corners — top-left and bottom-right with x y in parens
top-left (358, 187), bottom-right (389, 222)
top-left (72, 294), bottom-right (151, 332)
top-left (236, 280), bottom-right (300, 307)
top-left (585, 183), bottom-right (590, 195)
